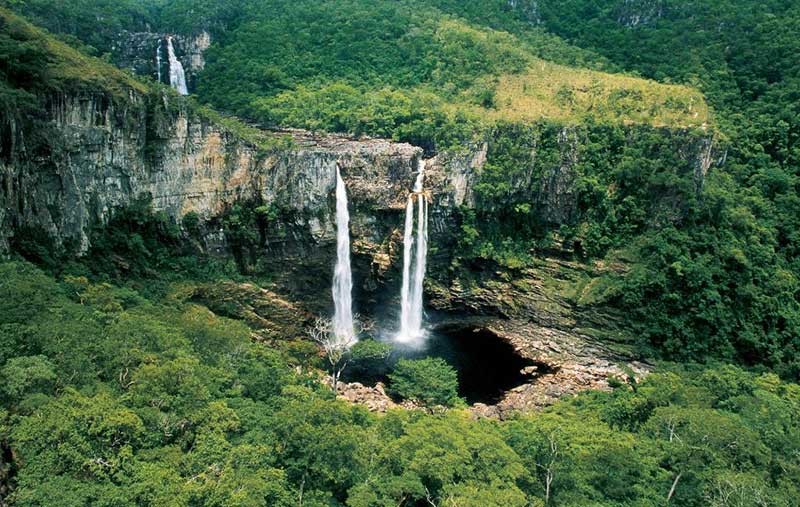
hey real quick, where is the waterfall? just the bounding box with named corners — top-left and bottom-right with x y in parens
top-left (156, 39), bottom-right (163, 84)
top-left (332, 167), bottom-right (355, 344)
top-left (397, 160), bottom-right (428, 343)
top-left (166, 36), bottom-right (188, 95)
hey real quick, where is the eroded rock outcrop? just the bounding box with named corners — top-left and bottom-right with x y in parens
top-left (617, 0), bottom-right (666, 27)
top-left (428, 256), bottom-right (651, 416)
top-left (0, 92), bottom-right (424, 255)
top-left (187, 281), bottom-right (313, 341)
top-left (507, 0), bottom-right (541, 24)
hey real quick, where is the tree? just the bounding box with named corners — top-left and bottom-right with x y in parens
top-left (268, 393), bottom-right (373, 504)
top-left (504, 415), bottom-right (569, 505)
top-left (644, 406), bottom-right (770, 504)
top-left (348, 413), bottom-right (526, 507)
top-left (308, 316), bottom-right (372, 392)
top-left (347, 339), bottom-right (392, 384)
top-left (0, 355), bottom-right (56, 403)
top-left (388, 358), bottom-right (460, 410)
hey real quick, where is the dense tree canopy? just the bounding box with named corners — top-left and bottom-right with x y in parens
top-left (0, 260), bottom-right (798, 505)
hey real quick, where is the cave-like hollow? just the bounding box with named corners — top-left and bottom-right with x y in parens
top-left (346, 325), bottom-right (548, 405)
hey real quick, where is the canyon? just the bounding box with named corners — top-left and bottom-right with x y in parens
top-left (0, 35), bottom-right (716, 413)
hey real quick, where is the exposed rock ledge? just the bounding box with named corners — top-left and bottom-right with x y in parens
top-left (347, 253), bottom-right (646, 416)
top-left (463, 319), bottom-right (651, 418)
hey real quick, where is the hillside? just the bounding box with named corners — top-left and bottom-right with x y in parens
top-left (4, 1), bottom-right (710, 143)
top-left (0, 6), bottom-right (146, 109)
top-left (195, 0), bottom-right (709, 145)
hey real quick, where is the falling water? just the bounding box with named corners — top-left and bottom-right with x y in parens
top-left (410, 192), bottom-right (428, 332)
top-left (156, 39), bottom-right (163, 84)
top-left (399, 195), bottom-right (415, 339)
top-left (397, 160), bottom-right (428, 343)
top-left (166, 36), bottom-right (188, 95)
top-left (332, 167), bottom-right (355, 344)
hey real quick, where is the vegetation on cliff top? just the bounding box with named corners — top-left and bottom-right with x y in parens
top-left (194, 0), bottom-right (708, 148)
top-left (4, 0), bottom-right (710, 148)
top-left (0, 7), bottom-right (289, 152)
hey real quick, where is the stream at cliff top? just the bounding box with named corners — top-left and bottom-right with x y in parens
top-left (346, 326), bottom-right (539, 405)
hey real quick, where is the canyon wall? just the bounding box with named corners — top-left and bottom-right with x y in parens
top-left (0, 88), bottom-right (715, 290)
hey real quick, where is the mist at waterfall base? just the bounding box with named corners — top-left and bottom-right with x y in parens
top-left (346, 327), bottom-right (538, 405)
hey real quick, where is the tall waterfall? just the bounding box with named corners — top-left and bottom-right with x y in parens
top-left (397, 160), bottom-right (428, 344)
top-left (156, 39), bottom-right (163, 84)
top-left (166, 36), bottom-right (188, 95)
top-left (332, 167), bottom-right (356, 344)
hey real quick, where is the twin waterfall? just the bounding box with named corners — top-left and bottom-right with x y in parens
top-left (165, 36), bottom-right (188, 95)
top-left (397, 162), bottom-right (428, 344)
top-left (332, 167), bottom-right (356, 344)
top-left (330, 161), bottom-right (428, 346)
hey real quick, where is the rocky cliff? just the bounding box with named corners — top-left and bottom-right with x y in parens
top-left (1, 81), bottom-right (719, 409)
top-left (507, 0), bottom-right (541, 24)
top-left (617, 0), bottom-right (666, 27)
top-left (0, 85), bottom-right (717, 302)
top-left (0, 91), bottom-right (426, 253)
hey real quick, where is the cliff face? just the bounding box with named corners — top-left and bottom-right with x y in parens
top-left (0, 85), bottom-right (720, 408)
top-left (0, 87), bottom-right (716, 284)
top-left (0, 91), bottom-right (428, 254)
top-left (507, 0), bottom-right (541, 24)
top-left (617, 0), bottom-right (666, 27)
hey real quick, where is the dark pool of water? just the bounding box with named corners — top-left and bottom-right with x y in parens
top-left (345, 325), bottom-right (538, 405)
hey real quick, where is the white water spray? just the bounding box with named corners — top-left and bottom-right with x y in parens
top-left (166, 36), bottom-right (188, 95)
top-left (332, 167), bottom-right (356, 344)
top-left (397, 160), bottom-right (428, 344)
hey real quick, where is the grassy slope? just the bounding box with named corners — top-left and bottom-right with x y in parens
top-left (431, 18), bottom-right (709, 128)
top-left (194, 1), bottom-right (710, 133)
top-left (488, 60), bottom-right (708, 127)
top-left (1, 1), bottom-right (711, 133)
top-left (0, 7), bottom-right (146, 96)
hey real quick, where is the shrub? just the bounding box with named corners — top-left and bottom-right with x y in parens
top-left (388, 358), bottom-right (460, 409)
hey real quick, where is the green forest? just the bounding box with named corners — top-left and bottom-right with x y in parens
top-left (1, 0), bottom-right (799, 505)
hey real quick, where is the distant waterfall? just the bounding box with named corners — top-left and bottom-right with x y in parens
top-left (156, 39), bottom-right (163, 84)
top-left (166, 36), bottom-right (188, 95)
top-left (332, 167), bottom-right (356, 344)
top-left (397, 160), bottom-right (428, 343)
